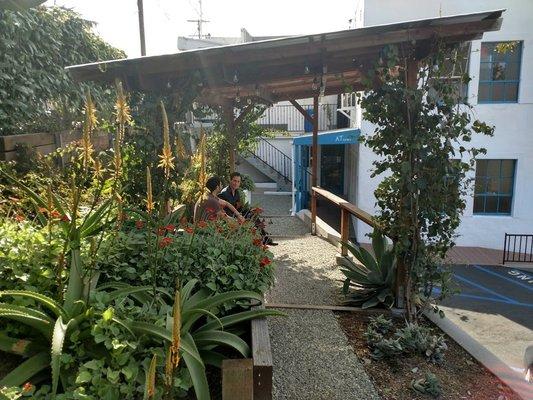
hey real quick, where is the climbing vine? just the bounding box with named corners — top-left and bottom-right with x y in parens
top-left (0, 6), bottom-right (125, 135)
top-left (359, 41), bottom-right (494, 319)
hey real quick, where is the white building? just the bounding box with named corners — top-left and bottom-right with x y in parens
top-left (352, 0), bottom-right (533, 250)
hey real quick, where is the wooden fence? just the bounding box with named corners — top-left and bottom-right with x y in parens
top-left (0, 131), bottom-right (111, 161)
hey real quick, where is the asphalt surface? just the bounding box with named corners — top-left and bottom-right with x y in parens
top-left (442, 264), bottom-right (533, 330)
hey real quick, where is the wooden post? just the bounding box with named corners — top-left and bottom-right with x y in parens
top-left (340, 208), bottom-right (349, 256)
top-left (222, 359), bottom-right (253, 400)
top-left (224, 104), bottom-right (237, 173)
top-left (137, 0), bottom-right (146, 56)
top-left (311, 95), bottom-right (319, 235)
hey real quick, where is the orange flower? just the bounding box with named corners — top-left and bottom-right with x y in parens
top-left (135, 220), bottom-right (144, 229)
top-left (185, 226), bottom-right (194, 234)
top-left (157, 227), bottom-right (166, 236)
top-left (251, 207), bottom-right (263, 214)
top-left (217, 226), bottom-right (224, 233)
top-left (250, 227), bottom-right (257, 235)
top-left (253, 238), bottom-right (262, 246)
top-left (159, 237), bottom-right (173, 248)
top-left (260, 257), bottom-right (271, 268)
top-left (197, 221), bottom-right (207, 228)
top-left (14, 214), bottom-right (25, 222)
top-left (206, 207), bottom-right (215, 214)
top-left (61, 214), bottom-right (70, 222)
top-left (38, 207), bottom-right (47, 214)
top-left (262, 244), bottom-right (269, 251)
top-left (208, 214), bottom-right (218, 221)
top-left (50, 210), bottom-right (61, 219)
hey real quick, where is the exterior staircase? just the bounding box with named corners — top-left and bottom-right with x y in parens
top-left (241, 138), bottom-right (292, 192)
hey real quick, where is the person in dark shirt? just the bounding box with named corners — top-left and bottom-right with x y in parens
top-left (218, 172), bottom-right (277, 245)
top-left (194, 176), bottom-right (244, 223)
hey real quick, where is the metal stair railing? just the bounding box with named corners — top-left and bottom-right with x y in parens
top-left (248, 138), bottom-right (292, 183)
top-left (503, 233), bottom-right (533, 264)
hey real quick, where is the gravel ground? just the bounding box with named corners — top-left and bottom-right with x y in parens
top-left (268, 309), bottom-right (380, 400)
top-left (264, 216), bottom-right (309, 237)
top-left (266, 235), bottom-right (344, 305)
top-left (261, 194), bottom-right (380, 399)
top-left (251, 193), bottom-right (292, 216)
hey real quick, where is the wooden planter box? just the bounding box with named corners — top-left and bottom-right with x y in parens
top-left (221, 303), bottom-right (273, 400)
top-left (0, 131), bottom-right (111, 161)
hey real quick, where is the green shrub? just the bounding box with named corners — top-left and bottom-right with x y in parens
top-left (97, 217), bottom-right (274, 300)
top-left (0, 219), bottom-right (62, 296)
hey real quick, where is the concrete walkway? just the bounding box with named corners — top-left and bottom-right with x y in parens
top-left (257, 193), bottom-right (380, 400)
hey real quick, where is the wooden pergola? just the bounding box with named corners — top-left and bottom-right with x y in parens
top-left (68, 8), bottom-right (502, 231)
top-left (67, 10), bottom-right (502, 305)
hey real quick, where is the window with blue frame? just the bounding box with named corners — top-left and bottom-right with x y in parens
top-left (473, 159), bottom-right (516, 215)
top-left (478, 41), bottom-right (522, 103)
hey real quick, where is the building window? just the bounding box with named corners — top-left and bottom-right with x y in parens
top-left (473, 160), bottom-right (516, 215)
top-left (478, 41), bottom-right (522, 103)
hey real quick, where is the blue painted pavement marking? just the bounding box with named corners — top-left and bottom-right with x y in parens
top-left (433, 286), bottom-right (533, 308)
top-left (453, 273), bottom-right (519, 304)
top-left (473, 265), bottom-right (533, 292)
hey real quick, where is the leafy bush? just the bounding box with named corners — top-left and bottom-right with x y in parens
top-left (98, 217), bottom-right (275, 299)
top-left (0, 219), bottom-right (62, 296)
top-left (339, 229), bottom-right (396, 308)
top-left (364, 315), bottom-right (447, 363)
top-left (0, 6), bottom-right (125, 135)
top-left (411, 372), bottom-right (442, 398)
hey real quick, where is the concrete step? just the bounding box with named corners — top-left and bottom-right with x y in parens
top-left (243, 155), bottom-right (292, 191)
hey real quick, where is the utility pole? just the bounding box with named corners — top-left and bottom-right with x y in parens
top-left (137, 0), bottom-right (146, 56)
top-left (187, 0), bottom-right (209, 38)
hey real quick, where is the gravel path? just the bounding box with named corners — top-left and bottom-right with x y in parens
top-left (257, 193), bottom-right (380, 400)
top-left (251, 194), bottom-right (292, 216)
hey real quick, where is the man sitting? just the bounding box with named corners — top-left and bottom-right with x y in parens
top-left (194, 176), bottom-right (244, 223)
top-left (218, 172), bottom-right (277, 245)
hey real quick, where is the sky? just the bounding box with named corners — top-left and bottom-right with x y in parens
top-left (43, 0), bottom-right (357, 58)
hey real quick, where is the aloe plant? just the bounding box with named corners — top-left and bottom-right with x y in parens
top-left (339, 229), bottom-right (396, 309)
top-left (126, 279), bottom-right (284, 400)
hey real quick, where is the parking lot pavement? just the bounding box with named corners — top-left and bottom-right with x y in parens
top-left (439, 264), bottom-right (533, 373)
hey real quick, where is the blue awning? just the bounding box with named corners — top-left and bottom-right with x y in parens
top-left (292, 128), bottom-right (361, 146)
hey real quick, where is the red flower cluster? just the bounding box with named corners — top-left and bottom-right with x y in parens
top-left (251, 207), bottom-right (263, 214)
top-left (38, 207), bottom-right (69, 222)
top-left (14, 214), bottom-right (25, 222)
top-left (197, 221), bottom-right (207, 228)
top-left (159, 237), bottom-right (173, 248)
top-left (22, 382), bottom-right (33, 393)
top-left (185, 226), bottom-right (194, 234)
top-left (135, 220), bottom-right (144, 230)
top-left (259, 257), bottom-right (271, 268)
top-left (253, 238), bottom-right (262, 247)
top-left (208, 214), bottom-right (218, 221)
top-left (165, 224), bottom-right (175, 233)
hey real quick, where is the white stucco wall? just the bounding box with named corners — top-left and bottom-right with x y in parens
top-left (356, 0), bottom-right (533, 249)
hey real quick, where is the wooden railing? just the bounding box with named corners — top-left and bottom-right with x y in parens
top-left (312, 186), bottom-right (379, 256)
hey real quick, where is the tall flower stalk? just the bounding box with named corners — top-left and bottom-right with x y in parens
top-left (197, 130), bottom-right (208, 201)
top-left (158, 101), bottom-right (175, 179)
top-left (82, 89), bottom-right (97, 170)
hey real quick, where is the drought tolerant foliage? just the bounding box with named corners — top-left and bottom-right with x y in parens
top-left (340, 229), bottom-right (396, 309)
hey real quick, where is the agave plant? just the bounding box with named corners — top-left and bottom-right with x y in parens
top-left (339, 229), bottom-right (396, 308)
top-left (126, 279), bottom-right (284, 400)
